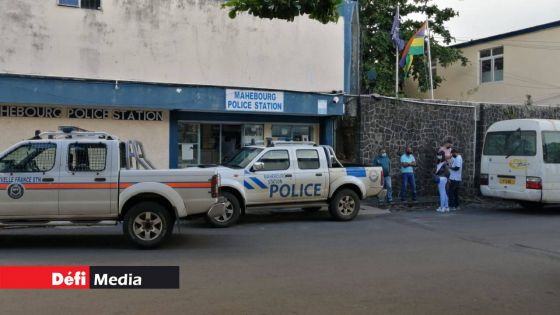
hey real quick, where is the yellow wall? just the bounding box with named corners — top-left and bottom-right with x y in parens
top-left (0, 111), bottom-right (170, 169)
top-left (405, 26), bottom-right (560, 105)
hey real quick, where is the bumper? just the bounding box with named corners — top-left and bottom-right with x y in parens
top-left (207, 197), bottom-right (227, 218)
top-left (480, 186), bottom-right (541, 202)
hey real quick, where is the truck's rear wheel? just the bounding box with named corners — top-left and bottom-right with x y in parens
top-left (329, 189), bottom-right (360, 221)
top-left (123, 201), bottom-right (174, 249)
top-left (205, 191), bottom-right (241, 228)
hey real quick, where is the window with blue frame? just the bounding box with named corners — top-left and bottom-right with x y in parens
top-left (57, 0), bottom-right (101, 10)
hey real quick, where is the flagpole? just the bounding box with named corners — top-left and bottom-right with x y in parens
top-left (426, 19), bottom-right (434, 99)
top-left (395, 4), bottom-right (400, 98)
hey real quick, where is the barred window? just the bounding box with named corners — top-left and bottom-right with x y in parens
top-left (68, 143), bottom-right (107, 172)
top-left (0, 143), bottom-right (57, 173)
top-left (58, 0), bottom-right (101, 10)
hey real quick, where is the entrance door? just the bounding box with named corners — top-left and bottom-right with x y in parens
top-left (0, 142), bottom-right (59, 217)
top-left (221, 125), bottom-right (242, 163)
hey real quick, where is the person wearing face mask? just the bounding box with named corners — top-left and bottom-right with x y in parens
top-left (434, 151), bottom-right (450, 212)
top-left (439, 140), bottom-right (453, 161)
top-left (373, 148), bottom-right (392, 203)
top-left (400, 146), bottom-right (417, 202)
top-left (448, 148), bottom-right (463, 211)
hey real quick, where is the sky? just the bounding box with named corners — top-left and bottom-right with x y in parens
top-left (428, 0), bottom-right (560, 43)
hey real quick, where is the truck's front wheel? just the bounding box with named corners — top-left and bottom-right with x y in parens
top-left (123, 201), bottom-right (174, 249)
top-left (205, 191), bottom-right (241, 228)
top-left (329, 189), bottom-right (361, 221)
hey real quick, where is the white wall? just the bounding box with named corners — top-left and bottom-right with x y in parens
top-left (0, 0), bottom-right (345, 93)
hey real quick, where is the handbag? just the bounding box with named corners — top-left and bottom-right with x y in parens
top-left (431, 174), bottom-right (440, 184)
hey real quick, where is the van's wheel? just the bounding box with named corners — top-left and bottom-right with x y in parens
top-left (329, 189), bottom-right (361, 221)
top-left (303, 207), bottom-right (322, 213)
top-left (519, 201), bottom-right (544, 210)
top-left (205, 191), bottom-right (241, 228)
top-left (123, 201), bottom-right (174, 249)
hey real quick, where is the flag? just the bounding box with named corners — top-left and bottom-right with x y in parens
top-left (399, 21), bottom-right (428, 76)
top-left (390, 9), bottom-right (405, 51)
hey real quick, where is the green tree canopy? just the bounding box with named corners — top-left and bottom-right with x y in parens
top-left (362, 0), bottom-right (468, 95)
top-left (223, 0), bottom-right (343, 24)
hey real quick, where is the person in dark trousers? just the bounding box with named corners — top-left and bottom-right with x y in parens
top-left (400, 146), bottom-right (417, 202)
top-left (373, 148), bottom-right (393, 203)
top-left (448, 148), bottom-right (463, 211)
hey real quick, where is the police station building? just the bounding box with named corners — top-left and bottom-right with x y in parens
top-left (0, 0), bottom-right (360, 168)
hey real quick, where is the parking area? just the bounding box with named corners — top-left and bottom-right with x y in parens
top-left (0, 203), bottom-right (560, 314)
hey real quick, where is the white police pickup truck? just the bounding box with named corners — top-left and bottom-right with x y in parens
top-left (0, 127), bottom-right (225, 248)
top-left (204, 142), bottom-right (385, 227)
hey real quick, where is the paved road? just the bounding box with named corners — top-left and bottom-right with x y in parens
top-left (1, 203), bottom-right (560, 314)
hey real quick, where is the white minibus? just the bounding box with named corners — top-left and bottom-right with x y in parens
top-left (480, 119), bottom-right (560, 209)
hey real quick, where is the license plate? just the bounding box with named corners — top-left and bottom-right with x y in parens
top-left (499, 178), bottom-right (516, 185)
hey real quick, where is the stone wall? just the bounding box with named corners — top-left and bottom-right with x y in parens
top-left (356, 96), bottom-right (560, 197)
top-left (359, 97), bottom-right (477, 197)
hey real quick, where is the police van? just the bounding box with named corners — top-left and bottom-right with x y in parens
top-left (480, 119), bottom-right (560, 209)
top-left (203, 141), bottom-right (386, 227)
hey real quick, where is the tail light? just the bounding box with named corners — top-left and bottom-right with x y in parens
top-left (526, 177), bottom-right (542, 190)
top-left (211, 174), bottom-right (220, 198)
top-left (480, 174), bottom-right (489, 186)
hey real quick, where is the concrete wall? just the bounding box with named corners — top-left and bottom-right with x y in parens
top-left (0, 111), bottom-right (170, 169)
top-left (405, 26), bottom-right (560, 105)
top-left (0, 0), bottom-right (344, 92)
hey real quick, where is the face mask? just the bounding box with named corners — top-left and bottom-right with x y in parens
top-left (452, 154), bottom-right (457, 158)
top-left (406, 152), bottom-right (411, 155)
top-left (381, 153), bottom-right (387, 157)
top-left (437, 155), bottom-right (443, 160)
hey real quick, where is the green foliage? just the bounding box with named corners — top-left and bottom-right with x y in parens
top-left (223, 0), bottom-right (343, 24)
top-left (361, 0), bottom-right (469, 96)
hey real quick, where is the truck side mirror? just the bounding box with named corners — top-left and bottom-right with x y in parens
top-left (252, 161), bottom-right (265, 172)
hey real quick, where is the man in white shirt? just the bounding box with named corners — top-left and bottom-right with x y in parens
top-left (448, 148), bottom-right (463, 211)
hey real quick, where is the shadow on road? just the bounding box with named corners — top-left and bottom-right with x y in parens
top-left (482, 204), bottom-right (560, 216)
top-left (0, 230), bottom-right (234, 250)
top-left (186, 209), bottom-right (375, 228)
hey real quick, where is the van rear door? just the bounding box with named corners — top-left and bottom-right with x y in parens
top-left (483, 130), bottom-right (536, 193)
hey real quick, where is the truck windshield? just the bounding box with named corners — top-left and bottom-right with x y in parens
top-left (223, 147), bottom-right (263, 169)
top-left (483, 131), bottom-right (536, 156)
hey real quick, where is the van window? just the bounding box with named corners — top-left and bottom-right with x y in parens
top-left (543, 131), bottom-right (560, 163)
top-left (483, 131), bottom-right (536, 156)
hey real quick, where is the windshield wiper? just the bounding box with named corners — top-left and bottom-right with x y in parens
top-left (505, 128), bottom-right (522, 159)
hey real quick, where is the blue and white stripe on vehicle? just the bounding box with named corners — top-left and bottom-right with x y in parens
top-left (346, 167), bottom-right (366, 178)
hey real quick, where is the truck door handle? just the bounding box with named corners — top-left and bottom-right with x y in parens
top-left (42, 178), bottom-right (54, 182)
top-left (285, 174), bottom-right (293, 178)
top-left (94, 177), bottom-right (106, 182)
top-left (315, 173), bottom-right (323, 177)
